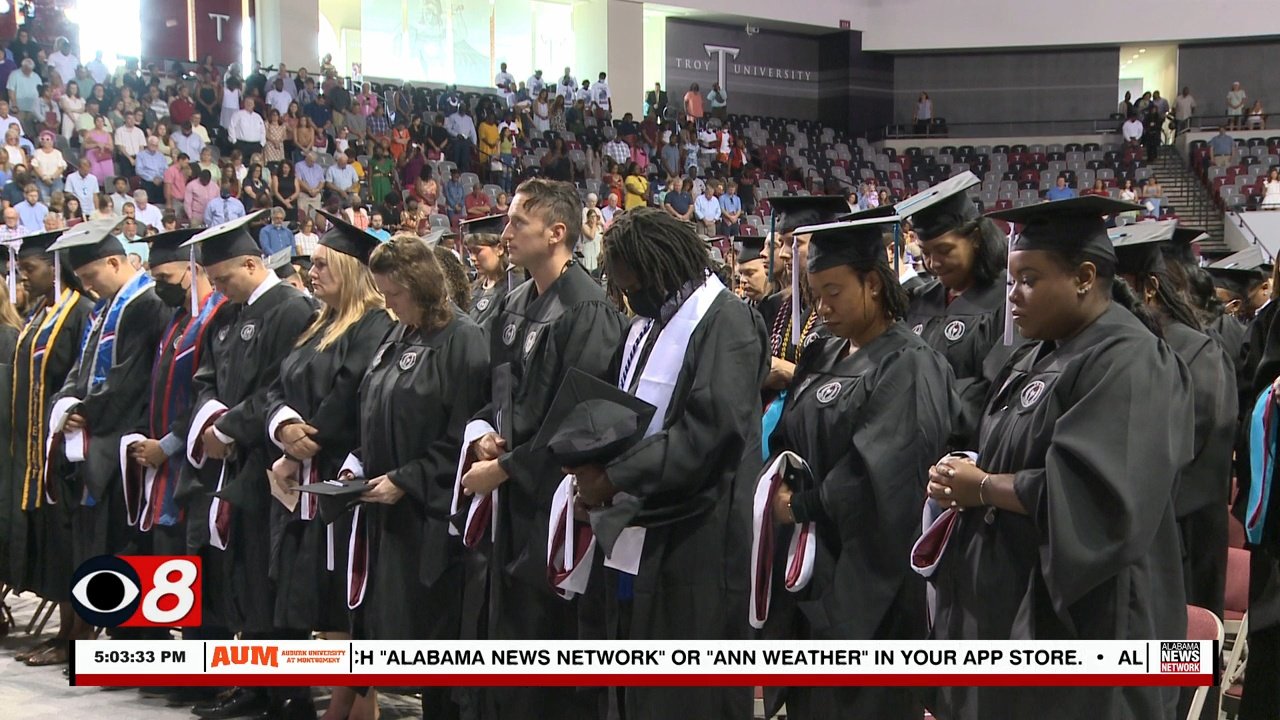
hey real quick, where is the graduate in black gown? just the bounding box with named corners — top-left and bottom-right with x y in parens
top-left (894, 171), bottom-right (1019, 447)
top-left (1112, 221), bottom-right (1237, 619)
top-left (346, 236), bottom-right (490, 720)
top-left (566, 208), bottom-right (767, 720)
top-left (1113, 221), bottom-right (1238, 720)
top-left (926, 198), bottom-right (1192, 720)
top-left (759, 196), bottom-right (850, 393)
top-left (47, 220), bottom-right (169, 612)
top-left (462, 214), bottom-right (514, 330)
top-left (459, 179), bottom-right (626, 720)
top-left (734, 235), bottom-right (779, 310)
top-left (759, 211), bottom-right (956, 720)
top-left (121, 228), bottom-right (230, 707)
top-left (182, 210), bottom-right (317, 720)
top-left (7, 231), bottom-right (93, 666)
top-left (263, 211), bottom-right (393, 719)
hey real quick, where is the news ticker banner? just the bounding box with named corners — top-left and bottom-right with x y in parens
top-left (71, 640), bottom-right (1216, 687)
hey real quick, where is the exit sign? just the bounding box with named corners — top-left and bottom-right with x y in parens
top-left (839, 19), bottom-right (851, 29)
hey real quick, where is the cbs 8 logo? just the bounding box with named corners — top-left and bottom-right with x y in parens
top-left (70, 556), bottom-right (202, 628)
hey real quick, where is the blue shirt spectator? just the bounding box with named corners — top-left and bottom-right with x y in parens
top-left (172, 129), bottom-right (205, 162)
top-left (444, 177), bottom-right (466, 214)
top-left (1209, 129), bottom-right (1234, 157)
top-left (16, 195), bottom-right (46, 233)
top-left (204, 194), bottom-right (246, 227)
top-left (135, 147), bottom-right (169, 184)
top-left (1045, 179), bottom-right (1077, 201)
top-left (664, 189), bottom-right (693, 218)
top-left (324, 162), bottom-right (359, 195)
top-left (367, 227), bottom-right (391, 242)
top-left (295, 157), bottom-right (325, 194)
top-left (719, 191), bottom-right (741, 217)
top-left (258, 216), bottom-right (294, 256)
top-left (304, 100), bottom-right (332, 129)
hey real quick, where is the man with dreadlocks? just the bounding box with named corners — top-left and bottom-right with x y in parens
top-left (562, 207), bottom-right (767, 720)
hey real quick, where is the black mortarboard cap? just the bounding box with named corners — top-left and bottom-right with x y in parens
top-left (460, 214), bottom-right (507, 245)
top-left (183, 210), bottom-right (269, 265)
top-left (987, 197), bottom-right (1143, 263)
top-left (893, 171), bottom-right (982, 241)
top-left (295, 479), bottom-right (372, 524)
top-left (267, 247), bottom-right (297, 278)
top-left (146, 227), bottom-right (202, 267)
top-left (292, 254), bottom-right (312, 272)
top-left (1165, 226), bottom-right (1208, 266)
top-left (530, 368), bottom-right (657, 467)
top-left (47, 218), bottom-right (127, 269)
top-left (16, 229), bottom-right (65, 259)
top-left (316, 209), bottom-right (381, 265)
top-left (1109, 220), bottom-right (1176, 276)
top-left (801, 206), bottom-right (901, 274)
top-left (767, 195), bottom-right (851, 233)
top-left (1211, 245), bottom-right (1269, 272)
top-left (736, 236), bottom-right (767, 264)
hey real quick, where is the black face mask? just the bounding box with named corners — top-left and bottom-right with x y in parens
top-left (626, 287), bottom-right (667, 320)
top-left (153, 278), bottom-right (188, 308)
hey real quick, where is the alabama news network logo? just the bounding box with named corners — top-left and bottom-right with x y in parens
top-left (1159, 641), bottom-right (1201, 673)
top-left (70, 555), bottom-right (202, 628)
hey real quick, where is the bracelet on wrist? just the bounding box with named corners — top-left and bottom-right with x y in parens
top-left (979, 474), bottom-right (991, 506)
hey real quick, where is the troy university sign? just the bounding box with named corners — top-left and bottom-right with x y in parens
top-left (671, 42), bottom-right (817, 95)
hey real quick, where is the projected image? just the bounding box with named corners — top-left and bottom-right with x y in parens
top-left (363, 0), bottom-right (496, 85)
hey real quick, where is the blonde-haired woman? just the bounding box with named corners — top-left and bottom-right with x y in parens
top-left (264, 210), bottom-right (393, 720)
top-left (349, 235), bottom-right (489, 720)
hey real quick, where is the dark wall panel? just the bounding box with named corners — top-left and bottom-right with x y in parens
top-left (892, 48), bottom-right (1119, 136)
top-left (1177, 41), bottom-right (1280, 123)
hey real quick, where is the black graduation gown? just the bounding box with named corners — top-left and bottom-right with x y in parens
top-left (906, 274), bottom-right (1021, 449)
top-left (1162, 321), bottom-right (1236, 618)
top-left (55, 284), bottom-right (168, 567)
top-left (264, 308), bottom-right (393, 633)
top-left (192, 282), bottom-right (314, 634)
top-left (1207, 311), bottom-right (1247, 379)
top-left (599, 291), bottom-right (767, 720)
top-left (0, 324), bottom-right (18, 585)
top-left (765, 323), bottom-right (955, 720)
top-left (480, 263), bottom-right (626, 720)
top-left (930, 304), bottom-right (1192, 720)
top-left (353, 311), bottom-right (488, 642)
top-left (468, 280), bottom-right (508, 330)
top-left (8, 291), bottom-right (92, 598)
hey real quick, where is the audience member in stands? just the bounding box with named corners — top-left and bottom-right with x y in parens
top-left (7, 58), bottom-right (41, 130)
top-left (133, 189), bottom-right (164, 231)
top-left (183, 168), bottom-right (218, 224)
top-left (113, 110), bottom-right (145, 175)
top-left (1263, 168), bottom-right (1280, 210)
top-left (464, 182), bottom-right (493, 219)
top-left (664, 177), bottom-right (694, 224)
top-left (30, 131), bottom-right (65, 201)
top-left (59, 80), bottom-right (83, 140)
top-left (1084, 179), bottom-right (1109, 197)
top-left (1142, 178), bottom-right (1164, 218)
top-left (1226, 81), bottom-right (1247, 129)
top-left (65, 157), bottom-right (98, 210)
top-left (683, 82), bottom-right (704, 126)
top-left (1209, 126), bottom-right (1234, 167)
top-left (15, 183), bottom-right (46, 233)
top-left (1118, 179), bottom-right (1141, 222)
top-left (241, 162), bottom-right (269, 208)
top-left (62, 195), bottom-right (84, 226)
top-left (135, 135), bottom-right (170, 203)
top-left (324, 152), bottom-right (359, 204)
top-left (707, 83), bottom-right (728, 122)
top-left (719, 180), bottom-right (742, 234)
top-left (163, 152), bottom-right (189, 218)
top-left (1121, 113), bottom-right (1143, 147)
top-left (293, 217), bottom-right (319, 255)
top-left (1174, 86), bottom-right (1197, 134)
top-left (1247, 99), bottom-right (1266, 130)
top-left (914, 91), bottom-right (934, 134)
top-left (296, 151), bottom-right (324, 216)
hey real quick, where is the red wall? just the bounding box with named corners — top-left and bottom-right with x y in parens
top-left (142, 0), bottom-right (247, 65)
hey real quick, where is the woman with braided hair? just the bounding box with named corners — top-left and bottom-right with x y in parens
top-left (566, 207), bottom-right (766, 720)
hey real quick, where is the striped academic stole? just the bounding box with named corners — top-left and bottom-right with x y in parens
top-left (14, 289), bottom-right (85, 510)
top-left (77, 272), bottom-right (153, 508)
top-left (1248, 387), bottom-right (1277, 545)
top-left (138, 291), bottom-right (226, 530)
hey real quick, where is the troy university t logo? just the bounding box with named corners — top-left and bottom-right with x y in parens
top-left (703, 44), bottom-right (741, 94)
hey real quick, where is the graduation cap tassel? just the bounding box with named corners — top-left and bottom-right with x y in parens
top-left (6, 243), bottom-right (16, 305)
top-left (766, 213), bottom-right (776, 295)
top-left (894, 222), bottom-right (901, 278)
top-left (53, 252), bottom-right (62, 299)
top-left (1003, 229), bottom-right (1015, 347)
top-left (189, 247), bottom-right (199, 314)
top-left (790, 232), bottom-right (801, 341)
